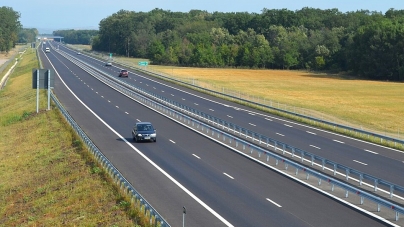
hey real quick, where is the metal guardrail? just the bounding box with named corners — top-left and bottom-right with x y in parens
top-left (41, 44), bottom-right (170, 227)
top-left (55, 46), bottom-right (404, 223)
top-left (126, 64), bottom-right (404, 149)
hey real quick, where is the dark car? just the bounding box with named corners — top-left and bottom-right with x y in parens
top-left (119, 69), bottom-right (128, 77)
top-left (132, 122), bottom-right (156, 142)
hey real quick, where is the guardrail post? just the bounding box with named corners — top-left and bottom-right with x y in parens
top-left (331, 183), bottom-right (335, 192)
top-left (345, 169), bottom-right (350, 181)
top-left (259, 135), bottom-right (262, 145)
top-left (345, 190), bottom-right (349, 198)
top-left (374, 179), bottom-right (378, 192)
top-left (291, 148), bottom-right (295, 158)
top-left (266, 153), bottom-right (270, 162)
top-left (301, 150), bottom-right (304, 163)
top-left (390, 185), bottom-right (394, 198)
top-left (295, 167), bottom-right (298, 175)
top-left (322, 159), bottom-right (325, 170)
top-left (282, 144), bottom-right (286, 155)
top-left (377, 204), bottom-right (380, 212)
top-left (266, 138), bottom-right (269, 148)
top-left (333, 164), bottom-right (337, 176)
top-left (318, 178), bottom-right (322, 186)
top-left (359, 174), bottom-right (363, 186)
top-left (396, 212), bottom-right (399, 221)
top-left (274, 141), bottom-right (278, 152)
top-left (275, 159), bottom-right (279, 166)
top-left (306, 173), bottom-right (310, 180)
top-left (311, 155), bottom-right (314, 166)
top-left (360, 196), bottom-right (364, 205)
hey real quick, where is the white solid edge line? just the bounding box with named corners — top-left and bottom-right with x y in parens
top-left (223, 173), bottom-right (234, 179)
top-left (192, 154), bottom-right (201, 159)
top-left (47, 56), bottom-right (234, 227)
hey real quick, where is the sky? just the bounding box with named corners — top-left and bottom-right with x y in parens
top-left (2, 0), bottom-right (404, 34)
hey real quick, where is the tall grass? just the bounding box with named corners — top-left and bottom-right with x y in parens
top-left (0, 49), bottom-right (151, 226)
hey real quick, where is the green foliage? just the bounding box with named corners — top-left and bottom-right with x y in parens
top-left (0, 6), bottom-right (21, 52)
top-left (53, 29), bottom-right (98, 45)
top-left (89, 7), bottom-right (404, 81)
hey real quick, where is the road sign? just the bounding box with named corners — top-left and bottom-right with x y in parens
top-left (32, 69), bottom-right (54, 89)
top-left (138, 61), bottom-right (148, 66)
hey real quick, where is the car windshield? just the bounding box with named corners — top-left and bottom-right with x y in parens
top-left (137, 124), bottom-right (153, 131)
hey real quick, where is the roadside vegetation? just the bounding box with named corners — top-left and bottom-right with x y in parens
top-left (0, 49), bottom-right (150, 226)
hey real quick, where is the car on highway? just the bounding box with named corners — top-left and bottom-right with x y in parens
top-left (105, 62), bottom-right (112, 66)
top-left (132, 122), bottom-right (156, 142)
top-left (119, 69), bottom-right (128, 77)
top-left (77, 52), bottom-right (81, 55)
top-left (45, 47), bottom-right (50, 53)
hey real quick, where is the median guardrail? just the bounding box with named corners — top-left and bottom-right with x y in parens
top-left (55, 46), bottom-right (404, 224)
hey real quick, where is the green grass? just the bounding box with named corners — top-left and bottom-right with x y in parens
top-left (0, 48), bottom-right (153, 226)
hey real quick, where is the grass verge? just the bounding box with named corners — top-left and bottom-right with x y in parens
top-left (0, 48), bottom-right (153, 226)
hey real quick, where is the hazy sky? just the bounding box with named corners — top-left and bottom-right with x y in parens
top-left (2, 0), bottom-right (404, 33)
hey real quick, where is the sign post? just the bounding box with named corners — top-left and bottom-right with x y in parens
top-left (32, 69), bottom-right (54, 113)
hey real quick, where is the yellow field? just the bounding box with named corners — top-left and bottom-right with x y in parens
top-left (152, 66), bottom-right (404, 136)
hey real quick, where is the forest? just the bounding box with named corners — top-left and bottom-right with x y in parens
top-left (86, 7), bottom-right (404, 81)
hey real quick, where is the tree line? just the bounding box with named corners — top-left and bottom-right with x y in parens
top-left (0, 6), bottom-right (21, 53)
top-left (53, 29), bottom-right (98, 45)
top-left (90, 8), bottom-right (404, 81)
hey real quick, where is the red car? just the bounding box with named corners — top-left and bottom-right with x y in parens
top-left (119, 69), bottom-right (128, 77)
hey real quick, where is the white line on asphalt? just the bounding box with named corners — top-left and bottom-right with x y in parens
top-left (353, 160), bottom-right (368, 166)
top-left (108, 100), bottom-right (110, 102)
top-left (194, 103), bottom-right (199, 105)
top-left (333, 140), bottom-right (345, 144)
top-left (223, 173), bottom-right (234, 179)
top-left (116, 106), bottom-right (119, 108)
top-left (248, 113), bottom-right (256, 115)
top-left (91, 88), bottom-right (93, 90)
top-left (125, 112), bottom-right (129, 114)
top-left (365, 149), bottom-right (378, 154)
top-left (276, 133), bottom-right (284, 137)
top-left (169, 139), bottom-right (176, 144)
top-left (265, 118), bottom-right (273, 121)
top-left (192, 154), bottom-right (201, 159)
top-left (153, 87), bottom-right (156, 89)
top-left (171, 94), bottom-right (175, 96)
top-left (182, 98), bottom-right (186, 100)
top-left (227, 115), bottom-right (233, 118)
top-left (310, 145), bottom-right (321, 149)
top-left (249, 123), bottom-right (256, 126)
top-left (96, 92), bottom-right (98, 94)
top-left (161, 90), bottom-right (164, 92)
top-left (101, 96), bottom-right (103, 98)
top-left (209, 109), bottom-right (214, 111)
top-left (266, 198), bottom-right (282, 208)
top-left (284, 124), bottom-right (293, 127)
top-left (306, 131), bottom-right (316, 135)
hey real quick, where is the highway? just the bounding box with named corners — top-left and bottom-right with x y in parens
top-left (63, 43), bottom-right (404, 189)
top-left (40, 42), bottom-right (394, 226)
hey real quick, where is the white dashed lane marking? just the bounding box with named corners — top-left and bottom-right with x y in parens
top-left (276, 133), bottom-right (284, 137)
top-left (125, 112), bottom-right (129, 114)
top-left (365, 149), bottom-right (378, 154)
top-left (116, 106), bottom-right (119, 108)
top-left (266, 198), bottom-right (282, 208)
top-left (227, 115), bottom-right (233, 118)
top-left (223, 173), bottom-right (234, 179)
top-left (265, 118), bottom-right (273, 121)
top-left (249, 123), bottom-right (256, 127)
top-left (209, 109), bottom-right (214, 111)
top-left (306, 131), bottom-right (316, 135)
top-left (310, 145), bottom-right (321, 149)
top-left (353, 160), bottom-right (368, 166)
top-left (284, 124), bottom-right (293, 128)
top-left (333, 140), bottom-right (345, 144)
top-left (192, 154), bottom-right (201, 159)
top-left (169, 140), bottom-right (176, 144)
